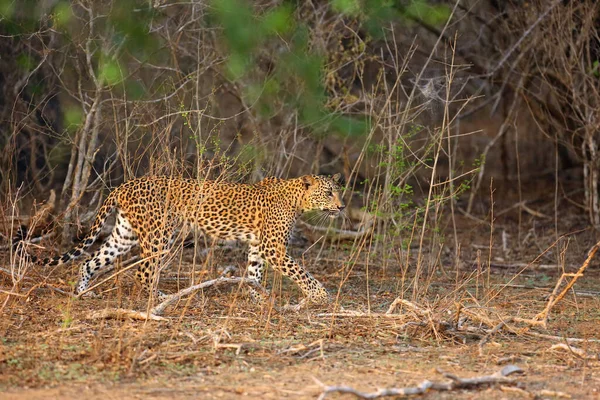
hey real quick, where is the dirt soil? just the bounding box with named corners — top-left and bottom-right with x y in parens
top-left (2, 210), bottom-right (600, 399)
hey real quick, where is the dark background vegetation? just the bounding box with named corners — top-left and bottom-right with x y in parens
top-left (0, 0), bottom-right (600, 399)
top-left (2, 0), bottom-right (599, 241)
top-left (2, 1), bottom-right (600, 398)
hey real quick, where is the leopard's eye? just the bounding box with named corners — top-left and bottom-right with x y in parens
top-left (327, 190), bottom-right (333, 197)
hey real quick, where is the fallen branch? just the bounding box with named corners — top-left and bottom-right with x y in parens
top-left (478, 319), bottom-right (512, 356)
top-left (463, 241), bottom-right (600, 351)
top-left (89, 308), bottom-right (168, 321)
top-left (550, 343), bottom-right (600, 359)
top-left (533, 240), bottom-right (600, 327)
top-left (296, 208), bottom-right (375, 242)
top-left (488, 262), bottom-right (566, 270)
top-left (151, 276), bottom-right (266, 315)
top-left (316, 365), bottom-right (524, 399)
top-left (386, 298), bottom-right (430, 316)
top-left (86, 276), bottom-right (267, 321)
top-left (316, 310), bottom-right (408, 319)
top-left (525, 331), bottom-right (600, 343)
top-left (297, 220), bottom-right (373, 241)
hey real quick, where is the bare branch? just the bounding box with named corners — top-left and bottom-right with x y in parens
top-left (316, 365), bottom-right (524, 399)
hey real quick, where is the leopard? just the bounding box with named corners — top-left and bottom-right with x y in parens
top-left (31, 174), bottom-right (345, 304)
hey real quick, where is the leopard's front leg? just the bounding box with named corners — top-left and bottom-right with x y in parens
top-left (260, 242), bottom-right (329, 304)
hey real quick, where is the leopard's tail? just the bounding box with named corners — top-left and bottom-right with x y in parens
top-left (15, 191), bottom-right (118, 267)
top-left (43, 191), bottom-right (118, 267)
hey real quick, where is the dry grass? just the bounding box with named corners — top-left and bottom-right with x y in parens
top-left (2, 2), bottom-right (600, 398)
top-left (2, 207), bottom-right (600, 399)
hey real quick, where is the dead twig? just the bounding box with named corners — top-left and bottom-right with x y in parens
top-left (279, 339), bottom-right (325, 360)
top-left (88, 308), bottom-right (168, 321)
top-left (463, 241), bottom-right (600, 352)
top-left (525, 331), bottom-right (600, 344)
top-left (386, 298), bottom-right (430, 316)
top-left (151, 276), bottom-right (265, 315)
top-left (535, 390), bottom-right (572, 399)
top-left (478, 318), bottom-right (515, 356)
top-left (316, 310), bottom-right (407, 319)
top-left (488, 262), bottom-right (565, 270)
top-left (296, 209), bottom-right (375, 241)
top-left (86, 276), bottom-right (266, 321)
top-left (315, 365), bottom-right (524, 399)
top-left (550, 343), bottom-right (600, 360)
top-left (533, 240), bottom-right (600, 327)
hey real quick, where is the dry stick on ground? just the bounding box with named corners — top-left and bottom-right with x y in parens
top-left (533, 240), bottom-right (600, 327)
top-left (525, 331), bottom-right (600, 344)
top-left (315, 365), bottom-right (523, 400)
top-left (330, 241), bottom-right (597, 349)
top-left (550, 343), bottom-right (600, 360)
top-left (89, 308), bottom-right (169, 321)
top-left (469, 241), bottom-right (600, 353)
top-left (88, 277), bottom-right (266, 321)
top-left (477, 317), bottom-right (516, 356)
top-left (386, 298), bottom-right (430, 316)
top-left (296, 219), bottom-right (373, 241)
top-left (151, 276), bottom-right (265, 315)
top-left (314, 299), bottom-right (432, 320)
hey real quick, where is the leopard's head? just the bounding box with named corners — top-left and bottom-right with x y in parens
top-left (300, 173), bottom-right (345, 217)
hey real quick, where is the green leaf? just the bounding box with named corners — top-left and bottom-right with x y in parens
top-left (125, 80), bottom-right (146, 100)
top-left (332, 0), bottom-right (361, 16)
top-left (262, 5), bottom-right (293, 35)
top-left (212, 0), bottom-right (262, 55)
top-left (404, 0), bottom-right (451, 26)
top-left (98, 59), bottom-right (125, 86)
top-left (0, 0), bottom-right (14, 17)
top-left (64, 107), bottom-right (83, 131)
top-left (16, 54), bottom-right (34, 72)
top-left (53, 1), bottom-right (72, 28)
top-left (243, 83), bottom-right (262, 105)
top-left (226, 53), bottom-right (250, 80)
top-left (330, 115), bottom-right (371, 137)
top-left (108, 1), bottom-right (157, 57)
top-left (364, 1), bottom-right (397, 38)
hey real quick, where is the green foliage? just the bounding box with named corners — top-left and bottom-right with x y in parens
top-left (209, 0), bottom-right (449, 138)
top-left (52, 1), bottom-right (72, 28)
top-left (16, 54), bottom-right (34, 72)
top-left (210, 0), bottom-right (374, 138)
top-left (124, 80), bottom-right (146, 100)
top-left (404, 0), bottom-right (451, 26)
top-left (64, 106), bottom-right (83, 132)
top-left (0, 0), bottom-right (14, 17)
top-left (108, 1), bottom-right (157, 55)
top-left (98, 59), bottom-right (126, 86)
top-left (263, 5), bottom-right (294, 34)
top-left (363, 0), bottom-right (450, 38)
top-left (592, 60), bottom-right (600, 78)
top-left (332, 0), bottom-right (361, 16)
top-left (1, 0), bottom-right (157, 103)
top-left (0, 0), bottom-right (448, 159)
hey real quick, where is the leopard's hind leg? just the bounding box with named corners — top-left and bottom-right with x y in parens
top-left (246, 243), bottom-right (267, 302)
top-left (76, 211), bottom-right (138, 295)
top-left (134, 223), bottom-right (178, 302)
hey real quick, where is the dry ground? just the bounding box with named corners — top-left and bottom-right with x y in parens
top-left (2, 211), bottom-right (600, 399)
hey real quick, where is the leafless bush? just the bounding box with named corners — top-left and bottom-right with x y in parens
top-left (515, 1), bottom-right (600, 224)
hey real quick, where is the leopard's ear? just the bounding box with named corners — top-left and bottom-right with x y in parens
top-left (302, 175), bottom-right (316, 190)
top-left (332, 173), bottom-right (341, 183)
